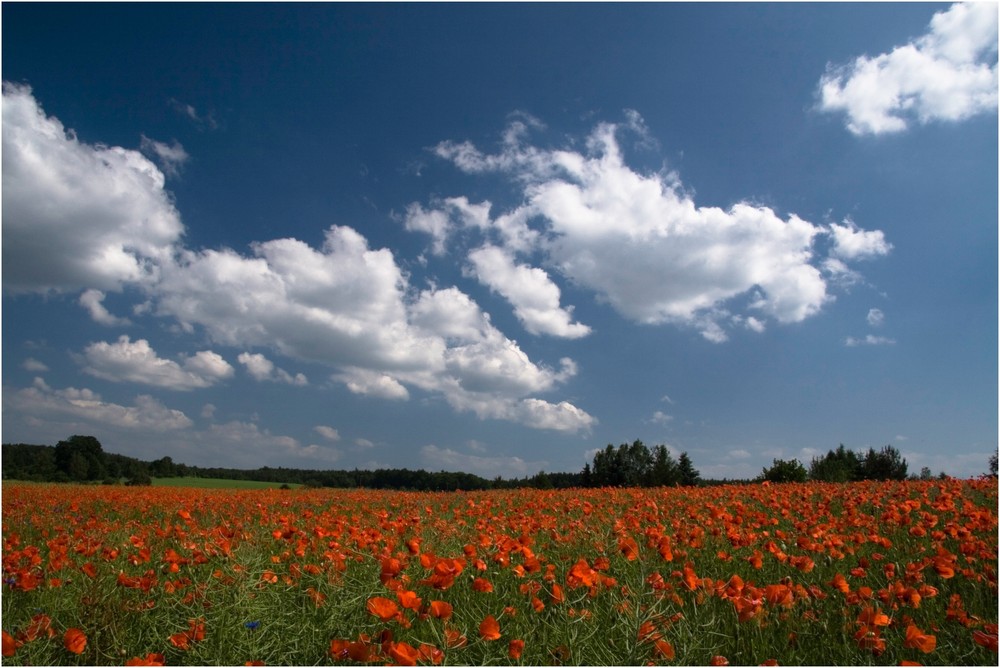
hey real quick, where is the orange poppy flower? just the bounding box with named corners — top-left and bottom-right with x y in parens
top-left (972, 624), bottom-right (998, 652)
top-left (126, 653), bottom-right (165, 666)
top-left (367, 596), bottom-right (401, 622)
top-left (387, 641), bottom-right (419, 666)
top-left (428, 600), bottom-right (453, 620)
top-left (619, 535), bottom-right (639, 561)
top-left (653, 639), bottom-right (675, 659)
top-left (397, 589), bottom-right (422, 610)
top-left (472, 577), bottom-right (494, 593)
top-left (903, 624), bottom-right (936, 654)
top-left (479, 615), bottom-right (501, 641)
top-left (509, 638), bottom-right (525, 660)
top-left (709, 656), bottom-right (730, 666)
top-left (2, 630), bottom-right (18, 657)
top-left (63, 628), bottom-right (87, 655)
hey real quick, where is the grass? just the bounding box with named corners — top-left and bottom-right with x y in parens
top-left (1, 479), bottom-right (996, 665)
top-left (150, 477), bottom-right (302, 490)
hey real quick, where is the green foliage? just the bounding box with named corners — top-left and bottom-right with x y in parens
top-left (809, 444), bottom-right (861, 482)
top-left (761, 458), bottom-right (808, 483)
top-left (53, 435), bottom-right (106, 481)
top-left (587, 440), bottom-right (697, 488)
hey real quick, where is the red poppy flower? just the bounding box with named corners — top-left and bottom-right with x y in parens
top-left (479, 615), bottom-right (501, 641)
top-left (2, 630), bottom-right (18, 657)
top-left (367, 596), bottom-right (401, 622)
top-left (428, 600), bottom-right (452, 620)
top-left (903, 624), bottom-right (936, 654)
top-left (63, 628), bottom-right (87, 655)
top-left (509, 638), bottom-right (525, 660)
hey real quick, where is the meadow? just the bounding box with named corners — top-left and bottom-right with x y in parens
top-left (2, 479), bottom-right (996, 666)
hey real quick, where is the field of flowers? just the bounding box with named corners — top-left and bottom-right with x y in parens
top-left (2, 478), bottom-right (997, 666)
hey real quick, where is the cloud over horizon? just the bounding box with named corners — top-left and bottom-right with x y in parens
top-left (1, 84), bottom-right (595, 434)
top-left (408, 114), bottom-right (892, 343)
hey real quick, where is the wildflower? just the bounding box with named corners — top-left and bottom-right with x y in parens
top-left (479, 615), bottom-right (501, 641)
top-left (653, 639), bottom-right (675, 659)
top-left (63, 628), bottom-right (87, 655)
top-left (367, 596), bottom-right (401, 622)
top-left (972, 624), bottom-right (998, 652)
top-left (509, 638), bottom-right (525, 660)
top-left (397, 589), bottom-right (422, 610)
top-left (245, 621), bottom-right (261, 630)
top-left (472, 577), bottom-right (494, 593)
top-left (387, 641), bottom-right (419, 666)
top-left (2, 630), bottom-right (18, 657)
top-left (903, 624), bottom-right (936, 654)
top-left (126, 653), bottom-right (165, 666)
top-left (428, 600), bottom-right (452, 620)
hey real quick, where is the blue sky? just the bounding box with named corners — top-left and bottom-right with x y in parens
top-left (2, 3), bottom-right (997, 479)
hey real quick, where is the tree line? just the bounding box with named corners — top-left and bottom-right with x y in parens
top-left (2, 435), bottom-right (992, 490)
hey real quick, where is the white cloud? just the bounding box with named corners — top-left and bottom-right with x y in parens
top-left (728, 449), bottom-right (752, 460)
top-left (845, 334), bottom-right (897, 347)
top-left (140, 135), bottom-right (189, 177)
top-left (818, 2), bottom-right (998, 135)
top-left (152, 228), bottom-right (593, 431)
top-left (237, 352), bottom-right (308, 385)
top-left (314, 425), bottom-right (341, 442)
top-left (201, 403), bottom-right (217, 419)
top-left (336, 367), bottom-right (410, 400)
top-left (829, 220), bottom-right (893, 260)
top-left (867, 308), bottom-right (885, 327)
top-left (355, 438), bottom-right (375, 449)
top-left (421, 114), bottom-right (890, 342)
top-left (5, 377), bottom-right (194, 431)
top-left (467, 244), bottom-right (591, 338)
top-left (80, 335), bottom-right (234, 390)
top-left (22, 358), bottom-right (49, 372)
top-left (650, 410), bottom-right (674, 425)
top-left (420, 443), bottom-right (547, 477)
top-left (79, 289), bottom-right (131, 326)
top-left (2, 83), bottom-right (184, 293)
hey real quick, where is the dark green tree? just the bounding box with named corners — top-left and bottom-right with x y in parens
top-left (648, 445), bottom-right (680, 486)
top-left (859, 445), bottom-right (908, 481)
top-left (989, 452), bottom-right (998, 477)
top-left (809, 445), bottom-right (862, 482)
top-left (677, 452), bottom-right (700, 486)
top-left (54, 435), bottom-right (106, 481)
top-left (761, 458), bottom-right (808, 483)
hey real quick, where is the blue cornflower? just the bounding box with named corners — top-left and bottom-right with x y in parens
top-left (245, 621), bottom-right (260, 630)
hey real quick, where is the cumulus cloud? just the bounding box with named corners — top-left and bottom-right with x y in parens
top-left (237, 352), bottom-right (308, 385)
top-left (829, 220), bottom-right (893, 260)
top-left (140, 135), bottom-right (189, 177)
top-left (79, 289), bottom-right (131, 326)
top-left (867, 308), bottom-right (885, 327)
top-left (314, 425), bottom-right (341, 442)
top-left (22, 358), bottom-right (49, 372)
top-left (80, 335), bottom-right (234, 390)
top-left (2, 83), bottom-right (184, 293)
top-left (153, 228), bottom-right (591, 431)
top-left (818, 2), bottom-right (998, 135)
top-left (467, 245), bottom-right (591, 338)
top-left (412, 114), bottom-right (890, 342)
top-left (6, 377), bottom-right (193, 431)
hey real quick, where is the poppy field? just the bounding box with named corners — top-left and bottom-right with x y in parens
top-left (2, 478), bottom-right (997, 666)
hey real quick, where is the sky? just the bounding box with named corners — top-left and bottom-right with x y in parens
top-left (2, 2), bottom-right (997, 480)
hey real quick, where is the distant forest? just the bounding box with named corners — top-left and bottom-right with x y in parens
top-left (1, 435), bottom-right (980, 491)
